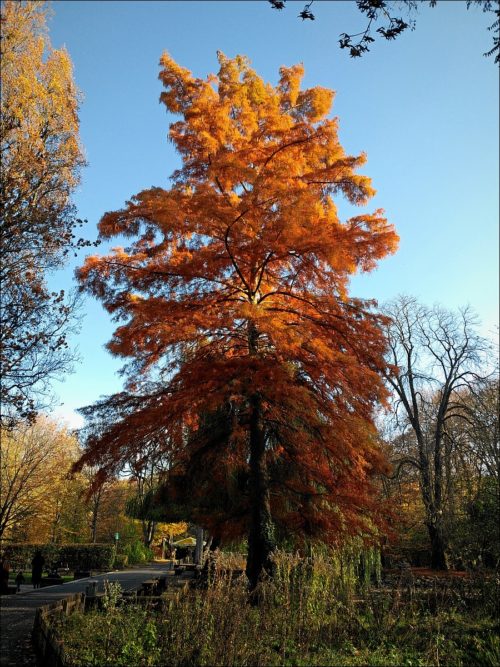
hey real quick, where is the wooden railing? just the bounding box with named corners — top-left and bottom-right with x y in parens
top-left (32, 573), bottom-right (191, 665)
top-left (32, 592), bottom-right (85, 667)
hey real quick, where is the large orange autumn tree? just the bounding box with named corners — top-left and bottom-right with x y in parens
top-left (76, 52), bottom-right (398, 588)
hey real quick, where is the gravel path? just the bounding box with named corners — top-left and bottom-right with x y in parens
top-left (0, 562), bottom-right (171, 667)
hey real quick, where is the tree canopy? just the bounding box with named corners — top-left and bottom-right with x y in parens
top-left (0, 1), bottom-right (86, 425)
top-left (76, 52), bottom-right (398, 586)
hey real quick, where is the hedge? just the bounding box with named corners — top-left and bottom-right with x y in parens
top-left (1, 544), bottom-right (115, 571)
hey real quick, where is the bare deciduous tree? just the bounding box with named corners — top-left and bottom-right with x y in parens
top-left (447, 376), bottom-right (499, 485)
top-left (124, 439), bottom-right (171, 548)
top-left (383, 295), bottom-right (492, 569)
top-left (81, 465), bottom-right (114, 544)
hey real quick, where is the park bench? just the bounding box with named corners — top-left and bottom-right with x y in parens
top-left (157, 575), bottom-right (168, 592)
top-left (174, 562), bottom-right (198, 571)
top-left (182, 563), bottom-right (197, 572)
top-left (139, 578), bottom-right (159, 595)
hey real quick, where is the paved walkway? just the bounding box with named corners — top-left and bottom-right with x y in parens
top-left (0, 562), bottom-right (171, 667)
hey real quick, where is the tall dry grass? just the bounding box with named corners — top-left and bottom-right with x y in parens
top-left (57, 549), bottom-right (499, 667)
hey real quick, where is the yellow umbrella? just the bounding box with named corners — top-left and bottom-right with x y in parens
top-left (172, 537), bottom-right (197, 547)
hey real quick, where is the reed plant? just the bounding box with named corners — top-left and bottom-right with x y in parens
top-left (55, 550), bottom-right (499, 666)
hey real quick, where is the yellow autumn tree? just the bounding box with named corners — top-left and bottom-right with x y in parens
top-left (0, 1), bottom-right (85, 424)
top-left (0, 417), bottom-right (81, 541)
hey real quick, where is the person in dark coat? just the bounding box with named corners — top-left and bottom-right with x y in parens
top-left (31, 550), bottom-right (45, 589)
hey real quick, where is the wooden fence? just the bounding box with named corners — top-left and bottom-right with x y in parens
top-left (31, 573), bottom-right (190, 665)
top-left (32, 592), bottom-right (85, 667)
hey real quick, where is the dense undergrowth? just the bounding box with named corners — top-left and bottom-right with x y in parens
top-left (53, 551), bottom-right (499, 667)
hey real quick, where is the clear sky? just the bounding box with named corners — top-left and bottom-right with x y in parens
top-left (45, 0), bottom-right (499, 428)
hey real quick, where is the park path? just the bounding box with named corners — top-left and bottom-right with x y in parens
top-left (0, 562), bottom-right (171, 667)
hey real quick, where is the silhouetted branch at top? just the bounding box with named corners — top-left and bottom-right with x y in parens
top-left (268, 0), bottom-right (500, 64)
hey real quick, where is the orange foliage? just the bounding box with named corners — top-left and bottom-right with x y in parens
top-left (76, 53), bottom-right (398, 548)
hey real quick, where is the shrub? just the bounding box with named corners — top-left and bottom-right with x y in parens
top-left (121, 541), bottom-right (154, 565)
top-left (2, 544), bottom-right (115, 572)
top-left (59, 544), bottom-right (115, 570)
top-left (2, 543), bottom-right (59, 571)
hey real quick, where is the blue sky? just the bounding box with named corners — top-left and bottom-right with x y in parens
top-left (45, 0), bottom-right (499, 428)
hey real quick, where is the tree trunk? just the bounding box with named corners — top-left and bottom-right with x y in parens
top-left (143, 520), bottom-right (155, 548)
top-left (430, 425), bottom-right (448, 570)
top-left (202, 534), bottom-right (215, 563)
top-left (418, 434), bottom-right (448, 571)
top-left (427, 519), bottom-right (448, 570)
top-left (195, 526), bottom-right (204, 565)
top-left (90, 488), bottom-right (102, 544)
top-left (209, 535), bottom-right (220, 552)
top-left (91, 511), bottom-right (98, 543)
top-left (245, 393), bottom-right (276, 591)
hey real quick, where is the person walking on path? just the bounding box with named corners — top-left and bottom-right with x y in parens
top-left (31, 551), bottom-right (44, 589)
top-left (15, 571), bottom-right (25, 592)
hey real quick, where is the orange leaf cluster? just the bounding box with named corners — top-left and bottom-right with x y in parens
top-left (77, 53), bottom-right (398, 547)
